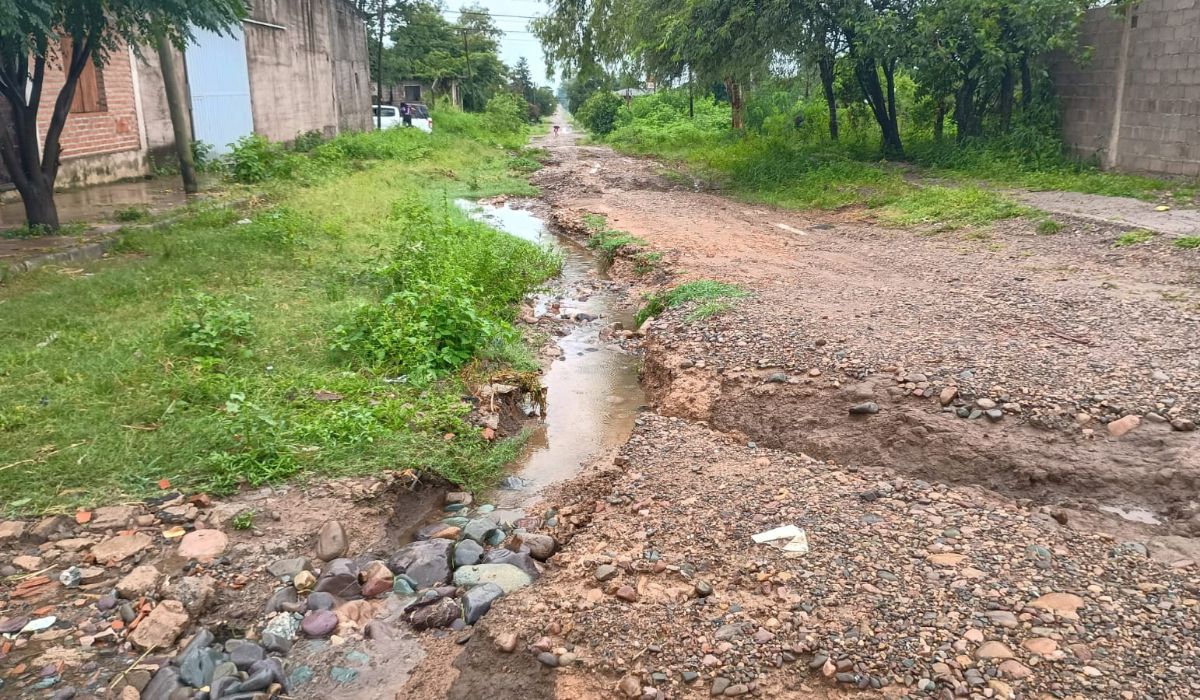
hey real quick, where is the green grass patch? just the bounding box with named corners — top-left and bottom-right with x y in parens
top-left (114, 206), bottom-right (151, 223)
top-left (583, 213), bottom-right (647, 263)
top-left (0, 108), bottom-right (547, 515)
top-left (879, 185), bottom-right (1031, 229)
top-left (636, 280), bottom-right (749, 326)
top-left (1036, 219), bottom-right (1063, 235)
top-left (1173, 236), bottom-right (1200, 249)
top-left (1114, 229), bottom-right (1156, 247)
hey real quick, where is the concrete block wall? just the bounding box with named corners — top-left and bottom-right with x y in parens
top-left (1054, 0), bottom-right (1200, 177)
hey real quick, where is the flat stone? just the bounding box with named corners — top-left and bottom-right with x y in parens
top-left (848, 402), bottom-right (879, 415)
top-left (615, 585), bottom-right (637, 602)
top-left (29, 515), bottom-right (73, 543)
top-left (116, 565), bottom-right (161, 599)
top-left (1022, 637), bottom-right (1059, 656)
top-left (460, 517), bottom-right (501, 545)
top-left (1107, 415), bottom-right (1140, 438)
top-left (315, 520), bottom-right (348, 561)
top-left (938, 386), bottom-right (958, 406)
top-left (454, 540), bottom-right (484, 568)
top-left (141, 666), bottom-right (183, 700)
top-left (975, 641), bottom-right (1015, 660)
top-left (595, 564), bottom-right (618, 582)
top-left (985, 610), bottom-right (1019, 628)
top-left (306, 591), bottom-right (337, 611)
top-left (129, 600), bottom-right (189, 650)
top-left (0, 521), bottom-right (27, 542)
top-left (408, 597), bottom-right (460, 630)
top-left (536, 651), bottom-right (558, 667)
top-left (928, 553), bottom-right (966, 567)
top-left (462, 582), bottom-right (505, 624)
top-left (301, 610), bottom-right (339, 638)
top-left (176, 628), bottom-right (216, 687)
top-left (170, 575), bottom-right (218, 616)
top-left (998, 660), bottom-right (1033, 679)
top-left (92, 533), bottom-right (153, 563)
top-left (517, 533), bottom-right (557, 561)
top-left (90, 505), bottom-right (137, 530)
top-left (387, 539), bottom-right (453, 589)
top-left (229, 641), bottom-right (265, 670)
top-left (313, 558), bottom-right (361, 599)
top-left (453, 563), bottom-right (532, 593)
top-left (1029, 592), bottom-right (1085, 619)
top-left (481, 548), bottom-right (540, 579)
top-left (12, 554), bottom-right (42, 571)
top-left (267, 557), bottom-right (311, 579)
top-left (177, 529), bottom-right (227, 563)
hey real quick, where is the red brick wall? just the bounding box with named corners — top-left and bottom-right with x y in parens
top-left (37, 42), bottom-right (141, 161)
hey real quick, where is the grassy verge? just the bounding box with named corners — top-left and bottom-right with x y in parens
top-left (636, 280), bottom-right (749, 326)
top-left (599, 92), bottom-right (1195, 228)
top-left (0, 109), bottom-right (554, 514)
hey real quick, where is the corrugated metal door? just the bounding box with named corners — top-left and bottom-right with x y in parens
top-left (186, 26), bottom-right (254, 154)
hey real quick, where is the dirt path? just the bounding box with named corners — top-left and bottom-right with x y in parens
top-left (1012, 189), bottom-right (1200, 238)
top-left (3, 113), bottom-right (1199, 700)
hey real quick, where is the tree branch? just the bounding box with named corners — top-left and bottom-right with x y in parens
top-left (42, 34), bottom-right (96, 183)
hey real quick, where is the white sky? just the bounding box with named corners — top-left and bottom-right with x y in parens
top-left (441, 0), bottom-right (555, 87)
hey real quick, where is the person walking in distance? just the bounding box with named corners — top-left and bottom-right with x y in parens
top-left (553, 124), bottom-right (561, 137)
top-left (400, 101), bottom-right (412, 128)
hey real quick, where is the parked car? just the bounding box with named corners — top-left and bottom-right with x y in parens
top-left (371, 103), bottom-right (432, 133)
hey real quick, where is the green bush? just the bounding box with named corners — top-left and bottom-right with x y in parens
top-left (171, 292), bottom-right (254, 358)
top-left (292, 129), bottom-right (326, 152)
top-left (484, 92), bottom-right (530, 135)
top-left (333, 197), bottom-right (561, 381)
top-left (228, 134), bottom-right (300, 183)
top-left (576, 91), bottom-right (625, 136)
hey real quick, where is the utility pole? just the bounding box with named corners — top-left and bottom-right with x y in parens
top-left (462, 27), bottom-right (472, 83)
top-left (376, 0), bottom-right (385, 129)
top-left (688, 65), bottom-right (694, 119)
top-left (156, 37), bottom-right (198, 194)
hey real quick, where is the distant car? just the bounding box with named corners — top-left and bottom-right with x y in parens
top-left (372, 103), bottom-right (432, 133)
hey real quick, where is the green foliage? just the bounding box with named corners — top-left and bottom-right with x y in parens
top-left (636, 280), bottom-right (749, 326)
top-left (1036, 219), bottom-right (1062, 235)
top-left (583, 214), bottom-right (646, 262)
top-left (484, 92), bottom-right (531, 135)
top-left (191, 141), bottom-right (219, 172)
top-left (0, 109), bottom-right (545, 512)
top-left (114, 206), bottom-right (150, 223)
top-left (1174, 236), bottom-right (1200, 250)
top-left (170, 292), bottom-right (255, 358)
top-left (334, 197), bottom-right (561, 382)
top-left (880, 185), bottom-right (1031, 229)
top-left (1114, 229), bottom-right (1156, 247)
top-left (292, 130), bottom-right (326, 152)
top-left (231, 510), bottom-right (256, 530)
top-left (576, 91), bottom-right (624, 136)
top-left (229, 135), bottom-right (300, 184)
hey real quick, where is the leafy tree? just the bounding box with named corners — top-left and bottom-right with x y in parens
top-left (575, 90), bottom-right (623, 134)
top-left (0, 0), bottom-right (244, 230)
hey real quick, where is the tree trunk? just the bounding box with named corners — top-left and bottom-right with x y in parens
top-left (724, 78), bottom-right (744, 130)
top-left (954, 77), bottom-right (981, 142)
top-left (20, 180), bottom-right (60, 231)
top-left (1020, 52), bottom-right (1033, 111)
top-left (854, 57), bottom-right (903, 158)
top-left (156, 37), bottom-right (198, 194)
top-left (934, 99), bottom-right (945, 142)
top-left (818, 54), bottom-right (838, 141)
top-left (999, 65), bottom-right (1015, 133)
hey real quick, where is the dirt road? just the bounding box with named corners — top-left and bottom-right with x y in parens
top-left (3, 114), bottom-right (1199, 700)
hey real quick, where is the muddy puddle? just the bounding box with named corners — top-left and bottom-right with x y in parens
top-left (0, 175), bottom-right (195, 229)
top-left (398, 200), bottom-right (643, 535)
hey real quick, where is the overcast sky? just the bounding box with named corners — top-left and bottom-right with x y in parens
top-left (441, 0), bottom-right (555, 87)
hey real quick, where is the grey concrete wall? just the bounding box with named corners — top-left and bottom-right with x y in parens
top-left (1054, 0), bottom-right (1200, 176)
top-left (245, 0), bottom-right (371, 142)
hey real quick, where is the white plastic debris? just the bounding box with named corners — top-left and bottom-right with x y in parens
top-left (752, 525), bottom-right (809, 558)
top-left (20, 616), bottom-right (56, 634)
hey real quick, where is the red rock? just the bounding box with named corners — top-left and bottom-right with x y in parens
top-left (177, 529), bottom-right (227, 563)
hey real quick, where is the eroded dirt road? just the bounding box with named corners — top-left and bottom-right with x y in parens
top-left (4, 113), bottom-right (1200, 700)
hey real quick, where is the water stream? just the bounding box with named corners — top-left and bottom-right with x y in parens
top-left (401, 200), bottom-right (644, 533)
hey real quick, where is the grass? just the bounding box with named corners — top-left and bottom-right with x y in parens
top-left (0, 109), bottom-right (550, 515)
top-left (583, 213), bottom-right (647, 263)
top-left (636, 280), bottom-right (749, 326)
top-left (598, 90), bottom-right (1197, 228)
top-left (1174, 236), bottom-right (1200, 249)
top-left (1114, 229), bottom-right (1156, 247)
top-left (114, 206), bottom-right (151, 223)
top-left (1036, 219), bottom-right (1063, 235)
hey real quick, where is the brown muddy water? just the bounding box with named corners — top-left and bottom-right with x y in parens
top-left (457, 199), bottom-right (645, 519)
top-left (0, 176), bottom-right (194, 228)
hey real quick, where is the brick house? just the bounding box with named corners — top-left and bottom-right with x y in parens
top-left (0, 0), bottom-right (371, 195)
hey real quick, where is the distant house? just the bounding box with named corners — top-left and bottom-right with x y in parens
top-left (0, 0), bottom-right (371, 193)
top-left (373, 79), bottom-right (462, 108)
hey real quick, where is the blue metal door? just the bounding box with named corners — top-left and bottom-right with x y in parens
top-left (186, 26), bottom-right (254, 155)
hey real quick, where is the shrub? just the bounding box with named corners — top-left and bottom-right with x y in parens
top-left (170, 292), bottom-right (254, 358)
top-left (576, 91), bottom-right (624, 135)
top-left (114, 206), bottom-right (150, 222)
top-left (484, 92), bottom-right (530, 135)
top-left (228, 134), bottom-right (300, 183)
top-left (1036, 219), bottom-right (1062, 235)
top-left (292, 129), bottom-right (326, 152)
top-left (238, 206), bottom-right (314, 247)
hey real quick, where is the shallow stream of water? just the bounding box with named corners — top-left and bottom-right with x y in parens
top-left (401, 200), bottom-right (644, 533)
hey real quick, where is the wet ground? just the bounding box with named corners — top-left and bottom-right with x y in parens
top-left (0, 176), bottom-right (197, 230)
